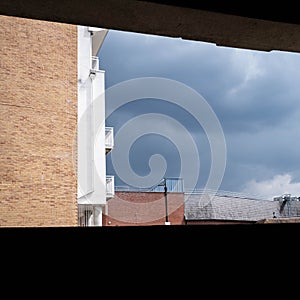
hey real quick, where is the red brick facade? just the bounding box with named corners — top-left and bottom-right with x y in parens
top-left (103, 191), bottom-right (185, 226)
top-left (0, 15), bottom-right (78, 227)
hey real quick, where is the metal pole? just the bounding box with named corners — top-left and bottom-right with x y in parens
top-left (164, 178), bottom-right (168, 223)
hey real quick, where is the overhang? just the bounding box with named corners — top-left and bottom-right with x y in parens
top-left (1, 0), bottom-right (300, 53)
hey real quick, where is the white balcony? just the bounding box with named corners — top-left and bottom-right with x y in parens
top-left (91, 55), bottom-right (99, 71)
top-left (105, 127), bottom-right (114, 154)
top-left (106, 175), bottom-right (115, 199)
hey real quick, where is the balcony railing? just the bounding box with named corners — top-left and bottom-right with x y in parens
top-left (106, 175), bottom-right (115, 199)
top-left (105, 127), bottom-right (114, 154)
top-left (91, 56), bottom-right (99, 71)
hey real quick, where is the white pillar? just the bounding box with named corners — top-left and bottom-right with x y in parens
top-left (94, 206), bottom-right (103, 226)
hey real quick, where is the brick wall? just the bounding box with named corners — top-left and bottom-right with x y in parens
top-left (103, 191), bottom-right (185, 226)
top-left (0, 15), bottom-right (78, 227)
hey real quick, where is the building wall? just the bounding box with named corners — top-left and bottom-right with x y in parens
top-left (185, 220), bottom-right (255, 225)
top-left (256, 217), bottom-right (300, 223)
top-left (103, 191), bottom-right (185, 226)
top-left (77, 26), bottom-right (109, 227)
top-left (0, 15), bottom-right (78, 227)
top-left (77, 26), bottom-right (106, 205)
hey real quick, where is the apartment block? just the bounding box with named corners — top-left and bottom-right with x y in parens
top-left (0, 15), bottom-right (114, 227)
top-left (77, 25), bottom-right (115, 226)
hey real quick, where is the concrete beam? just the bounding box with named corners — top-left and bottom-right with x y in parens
top-left (1, 0), bottom-right (300, 53)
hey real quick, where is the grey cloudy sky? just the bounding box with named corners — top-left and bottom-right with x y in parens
top-left (98, 29), bottom-right (300, 199)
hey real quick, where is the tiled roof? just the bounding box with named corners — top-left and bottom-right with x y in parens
top-left (184, 193), bottom-right (300, 221)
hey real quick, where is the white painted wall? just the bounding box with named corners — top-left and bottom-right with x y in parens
top-left (77, 25), bottom-right (107, 210)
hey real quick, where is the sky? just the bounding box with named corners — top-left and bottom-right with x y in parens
top-left (98, 29), bottom-right (300, 200)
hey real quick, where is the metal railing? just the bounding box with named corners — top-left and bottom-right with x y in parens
top-left (91, 56), bottom-right (99, 71)
top-left (106, 175), bottom-right (115, 199)
top-left (150, 178), bottom-right (184, 193)
top-left (78, 204), bottom-right (93, 227)
top-left (115, 178), bottom-right (184, 193)
top-left (105, 127), bottom-right (114, 154)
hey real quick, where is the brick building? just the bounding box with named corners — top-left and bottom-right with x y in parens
top-left (102, 189), bottom-right (300, 226)
top-left (0, 15), bottom-right (113, 227)
top-left (0, 15), bottom-right (78, 227)
top-left (103, 190), bottom-right (185, 226)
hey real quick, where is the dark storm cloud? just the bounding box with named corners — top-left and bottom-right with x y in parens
top-left (99, 29), bottom-right (300, 197)
top-left (218, 51), bottom-right (300, 133)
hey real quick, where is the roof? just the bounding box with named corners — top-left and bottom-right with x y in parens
top-left (184, 193), bottom-right (300, 222)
